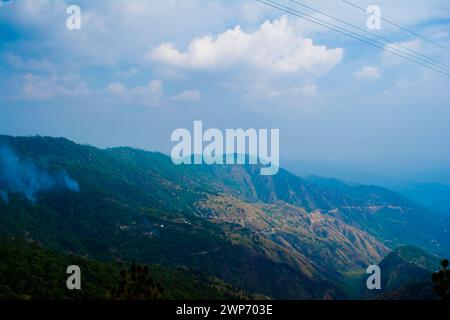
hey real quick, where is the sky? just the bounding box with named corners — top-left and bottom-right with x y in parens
top-left (0, 0), bottom-right (449, 173)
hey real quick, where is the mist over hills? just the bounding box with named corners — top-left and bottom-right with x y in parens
top-left (0, 135), bottom-right (447, 299)
top-left (284, 159), bottom-right (450, 218)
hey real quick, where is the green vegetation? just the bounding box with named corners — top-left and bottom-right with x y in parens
top-left (0, 238), bottom-right (254, 300)
top-left (1, 135), bottom-right (449, 300)
top-left (361, 246), bottom-right (440, 300)
top-left (109, 263), bottom-right (163, 300)
top-left (0, 238), bottom-right (117, 299)
top-left (0, 135), bottom-right (343, 299)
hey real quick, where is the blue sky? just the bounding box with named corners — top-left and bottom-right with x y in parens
top-left (0, 0), bottom-right (449, 172)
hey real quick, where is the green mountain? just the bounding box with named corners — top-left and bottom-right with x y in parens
top-left (344, 246), bottom-right (441, 300)
top-left (0, 135), bottom-right (447, 299)
top-left (374, 246), bottom-right (440, 299)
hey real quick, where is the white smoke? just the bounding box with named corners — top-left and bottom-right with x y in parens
top-left (0, 145), bottom-right (80, 203)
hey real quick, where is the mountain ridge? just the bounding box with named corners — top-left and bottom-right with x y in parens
top-left (0, 134), bottom-right (447, 299)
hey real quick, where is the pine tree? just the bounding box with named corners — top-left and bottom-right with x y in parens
top-left (109, 263), bottom-right (163, 300)
top-left (431, 259), bottom-right (450, 300)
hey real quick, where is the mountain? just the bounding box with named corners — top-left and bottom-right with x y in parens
top-left (344, 246), bottom-right (441, 300)
top-left (394, 183), bottom-right (450, 217)
top-left (204, 166), bottom-right (450, 256)
top-left (302, 176), bottom-right (450, 255)
top-left (285, 159), bottom-right (450, 219)
top-left (0, 135), bottom-right (447, 299)
top-left (0, 135), bottom-right (345, 299)
top-left (374, 246), bottom-right (440, 300)
top-left (197, 194), bottom-right (387, 273)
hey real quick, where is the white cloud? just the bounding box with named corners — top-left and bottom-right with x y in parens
top-left (353, 66), bottom-right (381, 81)
top-left (21, 73), bottom-right (90, 100)
top-left (107, 82), bottom-right (127, 95)
top-left (4, 52), bottom-right (55, 72)
top-left (299, 84), bottom-right (318, 97)
top-left (169, 89), bottom-right (202, 102)
top-left (104, 81), bottom-right (200, 106)
top-left (2, 0), bottom-right (448, 70)
top-left (148, 80), bottom-right (164, 97)
top-left (105, 80), bottom-right (164, 106)
top-left (382, 40), bottom-right (422, 66)
top-left (115, 66), bottom-right (139, 78)
top-left (149, 15), bottom-right (344, 75)
top-left (265, 84), bottom-right (318, 98)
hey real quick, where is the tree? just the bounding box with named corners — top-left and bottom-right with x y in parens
top-left (109, 263), bottom-right (163, 300)
top-left (431, 259), bottom-right (450, 300)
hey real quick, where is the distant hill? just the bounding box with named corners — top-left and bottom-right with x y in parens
top-left (394, 183), bottom-right (450, 217)
top-left (284, 159), bottom-right (450, 218)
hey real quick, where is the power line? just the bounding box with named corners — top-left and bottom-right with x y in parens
top-left (289, 0), bottom-right (450, 72)
top-left (259, 0), bottom-right (450, 76)
top-left (255, 0), bottom-right (450, 76)
top-left (341, 0), bottom-right (450, 53)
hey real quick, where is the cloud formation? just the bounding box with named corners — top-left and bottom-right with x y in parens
top-left (353, 66), bottom-right (381, 81)
top-left (149, 16), bottom-right (344, 75)
top-left (21, 73), bottom-right (90, 100)
top-left (106, 80), bottom-right (201, 106)
top-left (169, 90), bottom-right (202, 102)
